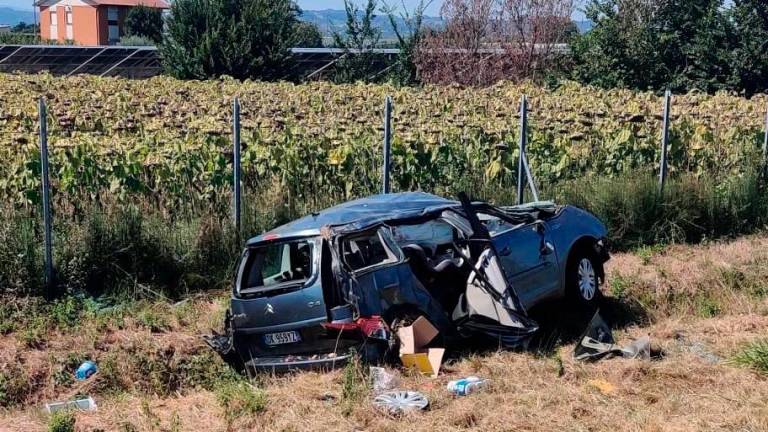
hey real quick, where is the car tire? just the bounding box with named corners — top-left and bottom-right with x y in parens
top-left (566, 247), bottom-right (602, 310)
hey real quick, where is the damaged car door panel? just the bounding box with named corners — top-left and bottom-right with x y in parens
top-left (211, 192), bottom-right (610, 371)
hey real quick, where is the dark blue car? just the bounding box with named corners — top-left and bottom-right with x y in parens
top-left (209, 192), bottom-right (609, 371)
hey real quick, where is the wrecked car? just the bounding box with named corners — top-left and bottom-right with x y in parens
top-left (207, 192), bottom-right (609, 370)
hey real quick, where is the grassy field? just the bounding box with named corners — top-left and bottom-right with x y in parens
top-left (1, 234), bottom-right (767, 431)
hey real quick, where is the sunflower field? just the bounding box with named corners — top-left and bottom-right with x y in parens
top-left (1, 73), bottom-right (767, 296)
top-left (1, 73), bottom-right (766, 212)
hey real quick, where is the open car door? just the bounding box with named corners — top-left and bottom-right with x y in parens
top-left (450, 193), bottom-right (539, 348)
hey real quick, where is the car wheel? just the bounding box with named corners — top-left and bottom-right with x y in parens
top-left (567, 249), bottom-right (601, 308)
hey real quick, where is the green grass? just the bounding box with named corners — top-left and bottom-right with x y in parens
top-left (732, 340), bottom-right (768, 375)
top-left (136, 309), bottom-right (171, 333)
top-left (340, 351), bottom-right (369, 416)
top-left (1, 168), bottom-right (767, 300)
top-left (215, 379), bottom-right (267, 427)
top-left (47, 410), bottom-right (76, 432)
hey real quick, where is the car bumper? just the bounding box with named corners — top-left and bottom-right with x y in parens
top-left (244, 352), bottom-right (352, 372)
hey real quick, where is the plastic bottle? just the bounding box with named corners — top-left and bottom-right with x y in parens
top-left (447, 376), bottom-right (488, 396)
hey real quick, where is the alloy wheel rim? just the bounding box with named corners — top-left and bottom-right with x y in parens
top-left (577, 258), bottom-right (596, 301)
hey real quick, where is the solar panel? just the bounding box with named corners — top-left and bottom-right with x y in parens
top-left (0, 45), bottom-right (402, 80)
top-left (0, 45), bottom-right (162, 78)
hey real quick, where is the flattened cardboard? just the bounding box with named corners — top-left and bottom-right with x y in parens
top-left (400, 349), bottom-right (445, 378)
top-left (397, 316), bottom-right (444, 377)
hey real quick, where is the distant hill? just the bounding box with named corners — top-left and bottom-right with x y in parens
top-left (300, 10), bottom-right (592, 40)
top-left (299, 9), bottom-right (443, 41)
top-left (0, 6), bottom-right (33, 26)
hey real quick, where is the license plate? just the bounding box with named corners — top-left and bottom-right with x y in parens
top-left (263, 331), bottom-right (302, 346)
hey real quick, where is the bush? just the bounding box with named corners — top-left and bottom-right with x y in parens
top-left (124, 5), bottom-right (164, 43)
top-left (119, 35), bottom-right (157, 46)
top-left (292, 21), bottom-right (323, 48)
top-left (0, 366), bottom-right (30, 408)
top-left (161, 0), bottom-right (300, 80)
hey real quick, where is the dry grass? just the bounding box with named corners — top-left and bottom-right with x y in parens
top-left (1, 235), bottom-right (768, 431)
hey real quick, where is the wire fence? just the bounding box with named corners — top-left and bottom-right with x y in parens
top-left (30, 90), bottom-right (768, 294)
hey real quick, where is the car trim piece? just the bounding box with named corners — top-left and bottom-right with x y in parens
top-left (233, 316), bottom-right (328, 334)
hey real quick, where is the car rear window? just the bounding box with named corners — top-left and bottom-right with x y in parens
top-left (240, 239), bottom-right (314, 292)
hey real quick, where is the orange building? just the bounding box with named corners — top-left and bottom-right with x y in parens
top-left (37, 0), bottom-right (169, 46)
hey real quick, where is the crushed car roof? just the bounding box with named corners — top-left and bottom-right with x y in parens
top-left (246, 192), bottom-right (459, 245)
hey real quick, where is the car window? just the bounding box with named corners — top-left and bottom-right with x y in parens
top-left (341, 231), bottom-right (397, 271)
top-left (241, 239), bottom-right (314, 291)
top-left (478, 213), bottom-right (521, 236)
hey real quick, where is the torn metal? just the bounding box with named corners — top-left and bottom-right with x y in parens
top-left (574, 311), bottom-right (651, 361)
top-left (206, 192), bottom-right (609, 371)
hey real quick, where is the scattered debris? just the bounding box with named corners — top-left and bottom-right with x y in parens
top-left (373, 391), bottom-right (429, 415)
top-left (45, 396), bottom-right (97, 413)
top-left (370, 367), bottom-right (400, 394)
top-left (318, 393), bottom-right (337, 403)
top-left (673, 332), bottom-right (721, 364)
top-left (574, 312), bottom-right (652, 361)
top-left (447, 376), bottom-right (488, 396)
top-left (75, 361), bottom-right (97, 380)
top-left (397, 316), bottom-right (445, 377)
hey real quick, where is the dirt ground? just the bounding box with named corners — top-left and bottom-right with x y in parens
top-left (2, 235), bottom-right (767, 432)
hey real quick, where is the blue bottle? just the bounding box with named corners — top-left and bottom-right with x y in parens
top-left (75, 361), bottom-right (97, 380)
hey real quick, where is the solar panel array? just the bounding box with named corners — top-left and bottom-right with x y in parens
top-left (0, 45), bottom-right (403, 80)
top-left (0, 45), bottom-right (162, 78)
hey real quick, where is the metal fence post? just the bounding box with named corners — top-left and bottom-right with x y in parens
top-left (232, 97), bottom-right (241, 233)
top-left (763, 102), bottom-right (767, 170)
top-left (382, 95), bottom-right (392, 194)
top-left (659, 90), bottom-right (671, 193)
top-left (517, 95), bottom-right (528, 205)
top-left (38, 97), bottom-right (54, 298)
top-left (522, 153), bottom-right (539, 202)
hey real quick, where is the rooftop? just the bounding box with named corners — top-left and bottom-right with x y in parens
top-left (246, 192), bottom-right (459, 245)
top-left (35, 0), bottom-right (170, 7)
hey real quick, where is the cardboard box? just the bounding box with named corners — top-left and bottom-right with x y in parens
top-left (397, 316), bottom-right (445, 377)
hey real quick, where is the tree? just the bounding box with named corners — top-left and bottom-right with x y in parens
top-left (332, 0), bottom-right (383, 83)
top-left (11, 22), bottom-right (38, 33)
top-left (292, 21), bottom-right (324, 47)
top-left (416, 0), bottom-right (574, 86)
top-left (383, 0), bottom-right (433, 85)
top-left (125, 5), bottom-right (164, 43)
top-left (161, 0), bottom-right (300, 80)
top-left (570, 0), bottom-right (664, 89)
top-left (729, 0), bottom-right (768, 96)
top-left (570, 0), bottom-right (742, 93)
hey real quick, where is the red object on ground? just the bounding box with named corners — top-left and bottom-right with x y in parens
top-left (322, 316), bottom-right (388, 336)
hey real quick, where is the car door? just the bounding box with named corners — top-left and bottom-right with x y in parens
top-left (338, 226), bottom-right (453, 332)
top-left (489, 220), bottom-right (559, 309)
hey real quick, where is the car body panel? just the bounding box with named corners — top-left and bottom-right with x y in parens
top-left (490, 221), bottom-right (559, 309)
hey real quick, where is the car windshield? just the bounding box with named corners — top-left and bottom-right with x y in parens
top-left (240, 239), bottom-right (314, 292)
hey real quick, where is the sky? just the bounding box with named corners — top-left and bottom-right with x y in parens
top-left (1, 0), bottom-right (586, 20)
